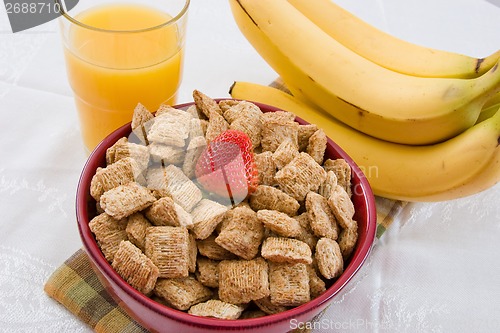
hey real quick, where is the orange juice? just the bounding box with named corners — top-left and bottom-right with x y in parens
top-left (63, 3), bottom-right (185, 150)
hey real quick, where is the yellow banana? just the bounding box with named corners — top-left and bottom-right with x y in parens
top-left (229, 81), bottom-right (500, 202)
top-left (288, 0), bottom-right (500, 79)
top-left (230, 0), bottom-right (500, 145)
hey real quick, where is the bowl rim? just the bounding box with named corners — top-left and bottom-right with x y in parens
top-left (76, 100), bottom-right (377, 329)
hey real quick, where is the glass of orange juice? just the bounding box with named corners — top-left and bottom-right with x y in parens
top-left (57, 0), bottom-right (190, 152)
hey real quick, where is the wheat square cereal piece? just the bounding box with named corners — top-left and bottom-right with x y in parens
top-left (215, 206), bottom-right (264, 260)
top-left (323, 159), bottom-right (352, 197)
top-left (230, 115), bottom-right (262, 149)
top-left (188, 233), bottom-right (198, 273)
top-left (106, 137), bottom-right (127, 165)
top-left (145, 226), bottom-right (190, 278)
top-left (130, 103), bottom-right (155, 145)
top-left (222, 100), bottom-right (261, 124)
top-left (275, 152), bottom-right (327, 201)
top-left (155, 104), bottom-right (178, 117)
top-left (254, 296), bottom-right (288, 315)
top-left (254, 151), bottom-right (276, 186)
top-left (164, 164), bottom-right (203, 212)
top-left (191, 199), bottom-right (228, 240)
top-left (182, 136), bottom-right (207, 179)
top-left (269, 262), bottom-right (310, 307)
top-left (306, 192), bottom-right (339, 240)
top-left (260, 116), bottom-right (299, 153)
top-left (147, 110), bottom-right (191, 148)
top-left (328, 185), bottom-right (356, 230)
top-left (306, 264), bottom-right (326, 298)
top-left (315, 238), bottom-right (344, 279)
top-left (307, 129), bottom-right (327, 165)
top-left (218, 258), bottom-right (270, 304)
top-left (126, 213), bottom-right (152, 252)
top-left (89, 213), bottom-right (128, 262)
top-left (197, 235), bottom-right (237, 260)
top-left (189, 300), bottom-right (245, 320)
top-left (205, 111), bottom-right (230, 143)
top-left (131, 103), bottom-right (154, 131)
top-left (218, 99), bottom-right (240, 113)
top-left (272, 139), bottom-right (299, 170)
top-left (106, 138), bottom-right (150, 171)
top-left (145, 167), bottom-right (169, 198)
top-left (176, 203), bottom-right (195, 229)
top-left (145, 196), bottom-right (179, 227)
top-left (112, 241), bottom-right (159, 295)
top-left (319, 170), bottom-right (338, 199)
top-left (261, 237), bottom-right (312, 264)
top-left (262, 110), bottom-right (296, 123)
top-left (195, 257), bottom-right (219, 288)
top-left (193, 90), bottom-right (223, 118)
top-left (215, 206), bottom-right (234, 234)
top-left (100, 182), bottom-right (156, 220)
top-left (294, 226), bottom-right (318, 251)
top-left (90, 157), bottom-right (141, 201)
top-left (186, 104), bottom-right (206, 120)
top-left (294, 212), bottom-right (311, 231)
top-left (292, 213), bottom-right (319, 250)
top-left (148, 143), bottom-right (185, 165)
top-left (188, 118), bottom-right (209, 141)
top-left (225, 102), bottom-right (263, 148)
top-left (154, 276), bottom-right (212, 311)
top-left (298, 124), bottom-right (318, 151)
top-left (338, 223), bottom-right (358, 261)
top-left (256, 210), bottom-right (302, 238)
top-left (249, 185), bottom-right (300, 216)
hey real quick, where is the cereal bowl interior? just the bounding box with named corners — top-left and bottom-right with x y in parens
top-left (76, 98), bottom-right (377, 333)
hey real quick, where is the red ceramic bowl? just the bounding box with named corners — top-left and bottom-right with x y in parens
top-left (76, 100), bottom-right (377, 333)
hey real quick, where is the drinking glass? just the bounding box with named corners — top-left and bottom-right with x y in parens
top-left (57, 0), bottom-right (190, 151)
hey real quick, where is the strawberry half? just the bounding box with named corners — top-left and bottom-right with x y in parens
top-left (195, 130), bottom-right (259, 204)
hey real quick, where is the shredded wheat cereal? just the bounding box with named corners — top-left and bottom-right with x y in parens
top-left (275, 152), bottom-right (327, 201)
top-left (88, 92), bottom-right (361, 319)
top-left (188, 299), bottom-right (245, 320)
top-left (261, 237), bottom-right (312, 264)
top-left (269, 262), bottom-right (310, 307)
top-left (218, 258), bottom-right (270, 304)
top-left (125, 213), bottom-right (151, 252)
top-left (154, 276), bottom-right (212, 311)
top-left (315, 238), bottom-right (344, 280)
top-left (145, 226), bottom-right (190, 279)
top-left (112, 240), bottom-right (159, 295)
top-left (215, 206), bottom-right (264, 260)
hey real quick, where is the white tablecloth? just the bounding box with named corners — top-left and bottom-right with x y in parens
top-left (1, 1), bottom-right (499, 332)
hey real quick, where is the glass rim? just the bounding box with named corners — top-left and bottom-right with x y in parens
top-left (55, 0), bottom-right (190, 33)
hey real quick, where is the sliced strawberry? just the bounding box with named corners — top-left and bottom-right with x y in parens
top-left (195, 130), bottom-right (259, 204)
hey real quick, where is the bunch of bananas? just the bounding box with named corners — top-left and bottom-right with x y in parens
top-left (228, 0), bottom-right (500, 202)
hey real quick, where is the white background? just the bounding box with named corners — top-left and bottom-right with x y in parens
top-left (1, 0), bottom-right (500, 332)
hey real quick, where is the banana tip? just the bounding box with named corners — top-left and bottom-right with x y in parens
top-left (229, 81), bottom-right (236, 95)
